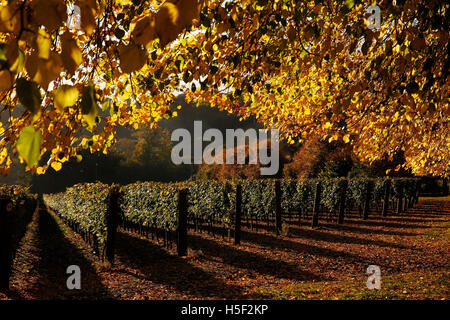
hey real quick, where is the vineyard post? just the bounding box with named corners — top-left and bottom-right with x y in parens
top-left (382, 179), bottom-right (391, 217)
top-left (416, 179), bottom-right (422, 203)
top-left (363, 181), bottom-right (372, 220)
top-left (338, 179), bottom-right (348, 224)
top-left (234, 184), bottom-right (242, 245)
top-left (0, 197), bottom-right (12, 292)
top-left (105, 185), bottom-right (121, 264)
top-left (413, 179), bottom-right (421, 205)
top-left (443, 178), bottom-right (449, 197)
top-left (275, 180), bottom-right (282, 236)
top-left (311, 182), bottom-right (322, 227)
top-left (396, 183), bottom-right (404, 214)
top-left (408, 197), bottom-right (414, 209)
top-left (177, 188), bottom-right (188, 257)
top-left (408, 189), bottom-right (414, 209)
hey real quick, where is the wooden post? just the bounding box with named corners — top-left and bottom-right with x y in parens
top-left (105, 185), bottom-right (121, 263)
top-left (338, 180), bottom-right (348, 224)
top-left (443, 178), bottom-right (449, 197)
top-left (234, 184), bottom-right (242, 245)
top-left (382, 179), bottom-right (391, 217)
top-left (363, 181), bottom-right (372, 220)
top-left (396, 184), bottom-right (403, 215)
top-left (414, 179), bottom-right (421, 205)
top-left (275, 180), bottom-right (282, 236)
top-left (0, 197), bottom-right (12, 292)
top-left (311, 182), bottom-right (322, 227)
top-left (177, 189), bottom-right (188, 257)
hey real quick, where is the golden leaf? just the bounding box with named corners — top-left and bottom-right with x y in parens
top-left (176, 0), bottom-right (201, 27)
top-left (26, 51), bottom-right (63, 89)
top-left (6, 41), bottom-right (25, 73)
top-left (80, 83), bottom-right (98, 129)
top-left (0, 70), bottom-right (13, 91)
top-left (131, 15), bottom-right (157, 49)
top-left (0, 3), bottom-right (21, 34)
top-left (76, 0), bottom-right (97, 35)
top-left (51, 161), bottom-right (62, 171)
top-left (119, 44), bottom-right (147, 73)
top-left (32, 0), bottom-right (67, 31)
top-left (155, 2), bottom-right (181, 47)
top-left (34, 29), bottom-right (51, 60)
top-left (116, 0), bottom-right (133, 5)
top-left (54, 85), bottom-right (79, 112)
top-left (61, 32), bottom-right (83, 75)
top-left (16, 126), bottom-right (43, 168)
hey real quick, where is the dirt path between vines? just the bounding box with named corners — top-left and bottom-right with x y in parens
top-left (4, 198), bottom-right (449, 300)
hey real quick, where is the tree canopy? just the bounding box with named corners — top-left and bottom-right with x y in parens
top-left (0, 0), bottom-right (448, 177)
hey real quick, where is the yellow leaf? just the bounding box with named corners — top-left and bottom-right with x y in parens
top-left (131, 15), bottom-right (157, 49)
top-left (328, 134), bottom-right (338, 143)
top-left (6, 41), bottom-right (25, 73)
top-left (217, 21), bottom-right (230, 34)
top-left (405, 113), bottom-right (413, 121)
top-left (26, 51), bottom-right (63, 89)
top-left (80, 83), bottom-right (98, 129)
top-left (117, 0), bottom-right (133, 5)
top-left (0, 70), bottom-right (13, 91)
top-left (76, 0), bottom-right (97, 35)
top-left (119, 44), bottom-right (147, 73)
top-left (0, 147), bottom-right (7, 165)
top-left (32, 0), bottom-right (67, 31)
top-left (324, 122), bottom-right (332, 129)
top-left (304, 107), bottom-right (311, 115)
top-left (16, 126), bottom-right (43, 168)
top-left (36, 166), bottom-right (46, 175)
top-left (34, 29), bottom-right (51, 60)
top-left (0, 3), bottom-right (21, 34)
top-left (343, 134), bottom-right (350, 143)
top-left (351, 95), bottom-right (359, 103)
top-left (393, 111), bottom-right (400, 121)
top-left (155, 2), bottom-right (181, 47)
top-left (61, 32), bottom-right (83, 75)
top-left (54, 85), bottom-right (79, 112)
top-left (51, 161), bottom-right (62, 171)
top-left (176, 0), bottom-right (201, 27)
